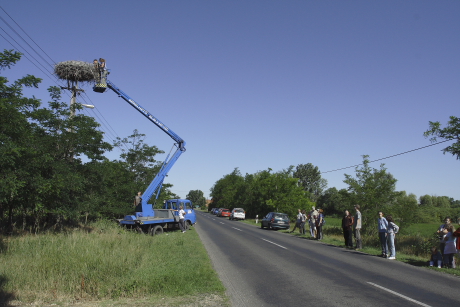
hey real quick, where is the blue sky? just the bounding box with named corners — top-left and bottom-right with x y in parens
top-left (1, 1), bottom-right (459, 200)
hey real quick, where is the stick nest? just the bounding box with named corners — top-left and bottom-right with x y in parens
top-left (54, 61), bottom-right (98, 82)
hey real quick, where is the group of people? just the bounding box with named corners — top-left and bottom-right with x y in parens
top-left (291, 206), bottom-right (325, 240)
top-left (341, 205), bottom-right (363, 251)
top-left (343, 207), bottom-right (398, 259)
top-left (376, 211), bottom-right (399, 259)
top-left (431, 217), bottom-right (460, 268)
top-left (93, 58), bottom-right (108, 84)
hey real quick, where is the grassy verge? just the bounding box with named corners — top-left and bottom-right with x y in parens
top-left (238, 216), bottom-right (460, 276)
top-left (0, 220), bottom-right (228, 306)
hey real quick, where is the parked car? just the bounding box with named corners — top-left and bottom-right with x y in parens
top-left (230, 208), bottom-right (245, 220)
top-left (220, 209), bottom-right (231, 217)
top-left (209, 207), bottom-right (217, 214)
top-left (216, 208), bottom-right (225, 217)
top-left (211, 208), bottom-right (220, 215)
top-left (261, 212), bottom-right (290, 230)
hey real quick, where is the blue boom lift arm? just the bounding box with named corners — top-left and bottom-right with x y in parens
top-left (94, 80), bottom-right (186, 217)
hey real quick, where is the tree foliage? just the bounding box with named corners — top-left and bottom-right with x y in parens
top-left (343, 155), bottom-right (398, 236)
top-left (186, 190), bottom-right (206, 208)
top-left (293, 163), bottom-right (327, 202)
top-left (0, 49), bottom-right (178, 233)
top-left (424, 116), bottom-right (460, 159)
top-left (210, 167), bottom-right (313, 220)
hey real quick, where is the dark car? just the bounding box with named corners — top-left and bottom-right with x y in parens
top-left (261, 212), bottom-right (290, 230)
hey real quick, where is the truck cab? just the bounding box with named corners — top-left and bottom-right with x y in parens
top-left (164, 199), bottom-right (197, 226)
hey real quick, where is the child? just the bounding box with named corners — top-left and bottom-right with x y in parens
top-left (429, 247), bottom-right (443, 268)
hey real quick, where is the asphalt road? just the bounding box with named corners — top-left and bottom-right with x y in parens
top-left (195, 211), bottom-right (460, 307)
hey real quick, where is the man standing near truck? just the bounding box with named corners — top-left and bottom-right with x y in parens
top-left (133, 192), bottom-right (142, 212)
top-left (178, 205), bottom-right (187, 233)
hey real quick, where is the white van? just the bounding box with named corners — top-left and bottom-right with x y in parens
top-left (230, 208), bottom-right (245, 221)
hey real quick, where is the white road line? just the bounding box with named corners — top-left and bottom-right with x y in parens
top-left (220, 222), bottom-right (225, 224)
top-left (232, 227), bottom-right (242, 231)
top-left (367, 282), bottom-right (432, 307)
top-left (261, 238), bottom-right (287, 249)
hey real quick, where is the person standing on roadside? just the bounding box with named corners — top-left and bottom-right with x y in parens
top-left (310, 206), bottom-right (318, 238)
top-left (378, 211), bottom-right (388, 258)
top-left (453, 220), bottom-right (460, 255)
top-left (290, 209), bottom-right (302, 233)
top-left (342, 210), bottom-right (354, 248)
top-left (437, 217), bottom-right (451, 259)
top-left (386, 215), bottom-right (399, 260)
top-left (443, 224), bottom-right (457, 268)
top-left (300, 210), bottom-right (307, 235)
top-left (174, 205), bottom-right (187, 233)
top-left (316, 209), bottom-right (324, 240)
top-left (354, 205), bottom-right (362, 250)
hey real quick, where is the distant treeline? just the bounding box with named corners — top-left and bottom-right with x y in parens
top-left (210, 160), bottom-right (460, 238)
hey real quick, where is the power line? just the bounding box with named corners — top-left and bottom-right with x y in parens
top-left (321, 139), bottom-right (453, 174)
top-left (0, 6), bottom-right (128, 154)
top-left (0, 6), bottom-right (56, 66)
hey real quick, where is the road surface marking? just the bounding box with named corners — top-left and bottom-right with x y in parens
top-left (261, 238), bottom-right (287, 249)
top-left (367, 282), bottom-right (431, 307)
top-left (232, 227), bottom-right (242, 231)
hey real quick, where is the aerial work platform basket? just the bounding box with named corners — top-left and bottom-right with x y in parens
top-left (93, 83), bottom-right (107, 93)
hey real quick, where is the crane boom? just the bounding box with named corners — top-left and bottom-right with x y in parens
top-left (94, 80), bottom-right (186, 217)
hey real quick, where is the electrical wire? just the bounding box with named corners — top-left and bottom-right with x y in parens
top-left (0, 6), bottom-right (130, 155)
top-left (321, 139), bottom-right (453, 174)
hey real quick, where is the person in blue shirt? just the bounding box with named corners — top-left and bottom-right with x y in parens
top-left (378, 211), bottom-right (388, 258)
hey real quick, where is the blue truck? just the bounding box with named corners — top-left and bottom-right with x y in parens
top-left (93, 76), bottom-right (196, 235)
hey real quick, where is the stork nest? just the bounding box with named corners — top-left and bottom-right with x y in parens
top-left (54, 60), bottom-right (98, 82)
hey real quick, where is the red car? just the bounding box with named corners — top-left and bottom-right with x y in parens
top-left (219, 209), bottom-right (231, 217)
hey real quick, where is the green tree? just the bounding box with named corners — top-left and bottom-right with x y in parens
top-left (419, 195), bottom-right (433, 207)
top-left (210, 168), bottom-right (244, 209)
top-left (114, 129), bottom-right (164, 187)
top-left (343, 155), bottom-right (398, 235)
top-left (391, 191), bottom-right (418, 225)
top-left (424, 116), bottom-right (460, 159)
top-left (210, 167), bottom-right (312, 220)
top-left (0, 49), bottom-right (113, 232)
top-left (317, 187), bottom-right (347, 216)
top-left (186, 190), bottom-right (206, 208)
top-left (293, 163), bottom-right (327, 202)
top-left (0, 49), bottom-right (42, 231)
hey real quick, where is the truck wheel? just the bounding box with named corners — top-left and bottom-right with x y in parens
top-left (261, 223), bottom-right (264, 229)
top-left (149, 225), bottom-right (163, 236)
top-left (185, 220), bottom-right (191, 230)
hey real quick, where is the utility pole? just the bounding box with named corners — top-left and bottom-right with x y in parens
top-left (53, 60), bottom-right (97, 161)
top-left (61, 80), bottom-right (85, 124)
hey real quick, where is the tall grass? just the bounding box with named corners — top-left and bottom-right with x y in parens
top-left (0, 220), bottom-right (225, 305)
